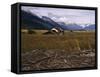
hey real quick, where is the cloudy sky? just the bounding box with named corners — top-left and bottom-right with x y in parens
top-left (21, 6), bottom-right (95, 25)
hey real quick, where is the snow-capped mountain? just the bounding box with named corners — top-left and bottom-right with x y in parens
top-left (84, 24), bottom-right (95, 30)
top-left (21, 9), bottom-right (95, 31)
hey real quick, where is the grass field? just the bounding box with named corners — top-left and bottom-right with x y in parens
top-left (21, 31), bottom-right (95, 53)
top-left (21, 31), bottom-right (95, 71)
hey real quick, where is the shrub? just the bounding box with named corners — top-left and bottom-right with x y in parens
top-left (28, 30), bottom-right (36, 34)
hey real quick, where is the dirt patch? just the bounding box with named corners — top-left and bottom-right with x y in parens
top-left (21, 49), bottom-right (95, 71)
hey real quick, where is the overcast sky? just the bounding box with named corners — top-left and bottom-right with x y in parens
top-left (21, 6), bottom-right (95, 25)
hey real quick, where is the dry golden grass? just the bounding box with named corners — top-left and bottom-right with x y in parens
top-left (21, 31), bottom-right (95, 53)
top-left (21, 31), bottom-right (95, 70)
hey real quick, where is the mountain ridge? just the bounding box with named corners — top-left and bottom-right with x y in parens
top-left (21, 10), bottom-right (95, 31)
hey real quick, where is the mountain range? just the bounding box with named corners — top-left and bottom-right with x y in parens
top-left (21, 10), bottom-right (95, 31)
